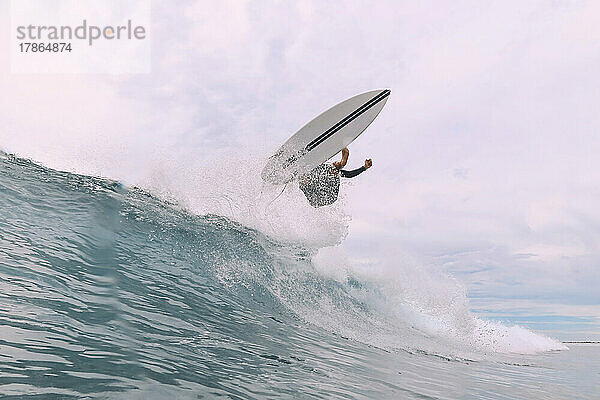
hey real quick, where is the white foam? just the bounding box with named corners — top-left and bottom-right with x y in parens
top-left (136, 154), bottom-right (351, 248)
top-left (304, 246), bottom-right (568, 355)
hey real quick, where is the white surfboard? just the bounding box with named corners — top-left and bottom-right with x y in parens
top-left (261, 89), bottom-right (391, 185)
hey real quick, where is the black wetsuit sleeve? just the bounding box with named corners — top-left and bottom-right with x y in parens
top-left (340, 166), bottom-right (366, 178)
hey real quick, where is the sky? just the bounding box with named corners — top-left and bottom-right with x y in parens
top-left (1, 0), bottom-right (599, 339)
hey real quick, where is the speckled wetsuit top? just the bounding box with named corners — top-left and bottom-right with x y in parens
top-left (299, 163), bottom-right (366, 207)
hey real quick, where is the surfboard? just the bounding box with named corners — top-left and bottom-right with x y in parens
top-left (261, 89), bottom-right (391, 185)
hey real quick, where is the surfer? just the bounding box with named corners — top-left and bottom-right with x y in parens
top-left (299, 147), bottom-right (372, 207)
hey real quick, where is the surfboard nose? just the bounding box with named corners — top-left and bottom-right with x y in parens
top-left (371, 89), bottom-right (391, 100)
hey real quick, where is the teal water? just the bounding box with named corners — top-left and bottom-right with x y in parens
top-left (0, 153), bottom-right (597, 399)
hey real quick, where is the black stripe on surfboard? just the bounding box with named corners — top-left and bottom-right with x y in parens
top-left (305, 89), bottom-right (390, 152)
top-left (305, 90), bottom-right (389, 151)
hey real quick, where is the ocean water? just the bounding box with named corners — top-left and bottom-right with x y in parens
top-left (0, 152), bottom-right (598, 399)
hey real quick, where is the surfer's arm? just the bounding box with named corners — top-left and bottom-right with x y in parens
top-left (340, 166), bottom-right (366, 178)
top-left (333, 147), bottom-right (350, 169)
top-left (340, 159), bottom-right (372, 178)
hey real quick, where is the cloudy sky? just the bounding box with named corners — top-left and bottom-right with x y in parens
top-left (1, 0), bottom-right (599, 339)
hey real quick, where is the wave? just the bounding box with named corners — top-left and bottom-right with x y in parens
top-left (0, 150), bottom-right (566, 370)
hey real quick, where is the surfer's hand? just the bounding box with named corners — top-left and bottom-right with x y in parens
top-left (299, 176), bottom-right (308, 188)
top-left (364, 159), bottom-right (372, 169)
top-left (342, 147), bottom-right (349, 157)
